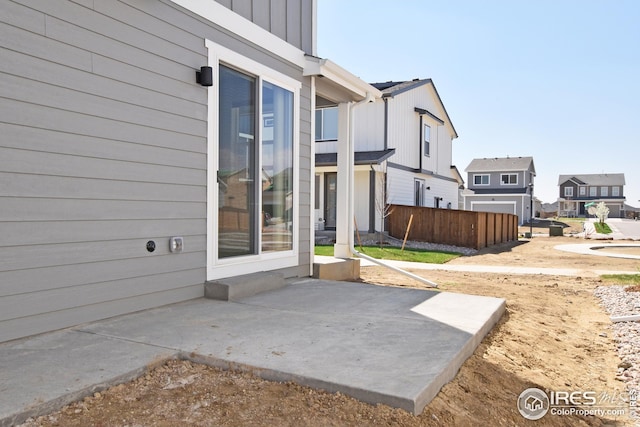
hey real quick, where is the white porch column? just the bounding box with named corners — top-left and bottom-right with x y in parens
top-left (334, 101), bottom-right (353, 258)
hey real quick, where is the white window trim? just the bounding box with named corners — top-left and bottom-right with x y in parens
top-left (564, 187), bottom-right (574, 197)
top-left (423, 124), bottom-right (431, 157)
top-left (315, 107), bottom-right (338, 142)
top-left (170, 1), bottom-right (307, 66)
top-left (612, 186), bottom-right (620, 197)
top-left (579, 186), bottom-right (586, 196)
top-left (473, 174), bottom-right (490, 186)
top-left (590, 187), bottom-right (597, 197)
top-left (500, 173), bottom-right (518, 186)
top-left (206, 39), bottom-right (301, 281)
top-left (601, 186), bottom-right (608, 197)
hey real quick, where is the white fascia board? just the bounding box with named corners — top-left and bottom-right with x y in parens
top-left (304, 57), bottom-right (381, 101)
top-left (169, 0), bottom-right (306, 67)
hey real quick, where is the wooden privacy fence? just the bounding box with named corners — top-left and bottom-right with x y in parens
top-left (387, 204), bottom-right (519, 250)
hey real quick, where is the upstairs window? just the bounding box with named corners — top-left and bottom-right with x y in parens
top-left (423, 124), bottom-right (431, 156)
top-left (500, 173), bottom-right (518, 185)
top-left (601, 186), bottom-right (608, 197)
top-left (564, 187), bottom-right (573, 197)
top-left (590, 187), bottom-right (597, 197)
top-left (579, 186), bottom-right (586, 196)
top-left (612, 186), bottom-right (620, 197)
top-left (473, 174), bottom-right (489, 185)
top-left (315, 107), bottom-right (338, 141)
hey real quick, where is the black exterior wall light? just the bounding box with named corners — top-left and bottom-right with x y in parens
top-left (196, 66), bottom-right (213, 86)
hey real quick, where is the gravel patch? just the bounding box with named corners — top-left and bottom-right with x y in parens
top-left (594, 285), bottom-right (640, 420)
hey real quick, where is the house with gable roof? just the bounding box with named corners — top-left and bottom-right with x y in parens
top-left (0, 0), bottom-right (379, 343)
top-left (314, 78), bottom-right (462, 233)
top-left (462, 156), bottom-right (536, 225)
top-left (557, 173), bottom-right (626, 218)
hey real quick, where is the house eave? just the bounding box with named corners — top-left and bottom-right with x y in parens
top-left (304, 56), bottom-right (382, 102)
top-left (315, 149), bottom-right (396, 167)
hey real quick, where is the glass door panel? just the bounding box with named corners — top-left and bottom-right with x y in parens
top-left (218, 65), bottom-right (257, 258)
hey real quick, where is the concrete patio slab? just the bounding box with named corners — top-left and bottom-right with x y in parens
top-left (0, 279), bottom-right (505, 425)
top-left (0, 330), bottom-right (174, 427)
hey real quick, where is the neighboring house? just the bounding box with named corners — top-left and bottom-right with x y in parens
top-left (462, 156), bottom-right (536, 224)
top-left (540, 201), bottom-right (559, 218)
top-left (314, 79), bottom-right (461, 233)
top-left (624, 203), bottom-right (639, 219)
top-left (557, 174), bottom-right (626, 218)
top-left (0, 0), bottom-right (377, 343)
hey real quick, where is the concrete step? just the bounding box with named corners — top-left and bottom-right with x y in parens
top-left (204, 271), bottom-right (286, 301)
top-left (313, 257), bottom-right (360, 281)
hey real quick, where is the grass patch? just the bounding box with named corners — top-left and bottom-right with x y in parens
top-left (314, 245), bottom-right (460, 264)
top-left (594, 222), bottom-right (612, 234)
top-left (601, 274), bottom-right (640, 285)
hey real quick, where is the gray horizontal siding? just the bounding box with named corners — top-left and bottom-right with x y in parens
top-left (0, 198), bottom-right (205, 222)
top-left (0, 234), bottom-right (206, 272)
top-left (0, 0), bottom-right (211, 342)
top-left (0, 173), bottom-right (204, 203)
top-left (0, 73), bottom-right (204, 136)
top-left (1, 100), bottom-right (205, 152)
top-left (1, 268), bottom-right (205, 322)
top-left (1, 123), bottom-right (205, 165)
top-left (0, 285), bottom-right (204, 343)
top-left (0, 149), bottom-right (205, 186)
top-left (0, 0), bottom-right (312, 343)
top-left (1, 219), bottom-right (206, 248)
top-left (0, 47), bottom-right (205, 121)
top-left (1, 252), bottom-right (205, 297)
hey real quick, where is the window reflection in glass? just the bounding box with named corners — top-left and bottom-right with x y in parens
top-left (218, 65), bottom-right (257, 258)
top-left (262, 81), bottom-right (294, 252)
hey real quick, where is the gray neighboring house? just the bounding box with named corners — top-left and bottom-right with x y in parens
top-left (0, 0), bottom-right (376, 343)
top-left (462, 156), bottom-right (536, 224)
top-left (557, 173), bottom-right (626, 218)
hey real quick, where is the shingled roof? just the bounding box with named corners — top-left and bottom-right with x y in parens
top-left (370, 79), bottom-right (458, 139)
top-left (557, 173), bottom-right (625, 186)
top-left (465, 156), bottom-right (535, 174)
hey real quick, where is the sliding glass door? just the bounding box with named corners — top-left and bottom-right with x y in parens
top-left (217, 65), bottom-right (294, 259)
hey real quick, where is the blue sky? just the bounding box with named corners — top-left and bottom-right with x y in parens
top-left (317, 0), bottom-right (640, 206)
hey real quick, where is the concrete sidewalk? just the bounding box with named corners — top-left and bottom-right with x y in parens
top-left (347, 256), bottom-right (640, 278)
top-left (0, 279), bottom-right (505, 426)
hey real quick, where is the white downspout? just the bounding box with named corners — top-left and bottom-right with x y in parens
top-left (347, 93), bottom-right (438, 288)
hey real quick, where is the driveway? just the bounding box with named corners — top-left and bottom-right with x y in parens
top-left (606, 218), bottom-right (640, 240)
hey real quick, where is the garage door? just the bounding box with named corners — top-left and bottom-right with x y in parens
top-left (472, 203), bottom-right (516, 215)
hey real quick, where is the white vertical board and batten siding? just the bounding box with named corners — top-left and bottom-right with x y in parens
top-left (387, 168), bottom-right (458, 209)
top-left (386, 90), bottom-right (420, 169)
top-left (0, 0), bottom-right (312, 342)
top-left (351, 101), bottom-right (385, 152)
top-left (389, 84), bottom-right (449, 174)
top-left (217, 0), bottom-right (313, 54)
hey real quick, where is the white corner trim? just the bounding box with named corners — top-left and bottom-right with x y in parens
top-left (169, 0), bottom-right (306, 67)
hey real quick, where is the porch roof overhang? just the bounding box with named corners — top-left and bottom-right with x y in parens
top-left (315, 149), bottom-right (396, 167)
top-left (304, 56), bottom-right (382, 103)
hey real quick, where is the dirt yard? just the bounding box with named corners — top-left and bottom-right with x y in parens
top-left (20, 235), bottom-right (640, 427)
